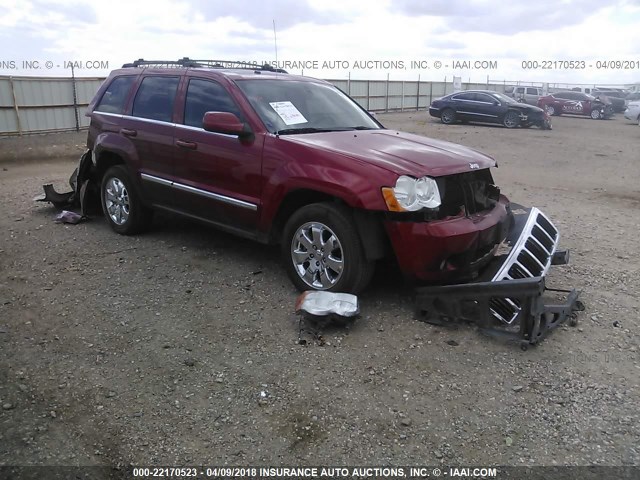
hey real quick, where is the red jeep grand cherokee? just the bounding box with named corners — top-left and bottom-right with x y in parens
top-left (84, 59), bottom-right (512, 293)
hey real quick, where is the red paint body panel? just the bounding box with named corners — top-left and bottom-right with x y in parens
top-left (384, 195), bottom-right (510, 281)
top-left (86, 67), bottom-right (511, 282)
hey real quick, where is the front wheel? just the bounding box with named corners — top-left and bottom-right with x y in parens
top-left (281, 203), bottom-right (374, 293)
top-left (440, 108), bottom-right (457, 125)
top-left (544, 105), bottom-right (557, 116)
top-left (503, 110), bottom-right (520, 128)
top-left (101, 165), bottom-right (152, 235)
top-left (590, 108), bottom-right (601, 120)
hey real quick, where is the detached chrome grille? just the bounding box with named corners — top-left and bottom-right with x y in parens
top-left (490, 208), bottom-right (559, 324)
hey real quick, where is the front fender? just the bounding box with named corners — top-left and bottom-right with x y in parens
top-left (259, 156), bottom-right (392, 233)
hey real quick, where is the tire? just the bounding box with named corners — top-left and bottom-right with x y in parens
top-left (101, 165), bottom-right (152, 235)
top-left (440, 108), bottom-right (456, 125)
top-left (544, 105), bottom-right (556, 116)
top-left (590, 108), bottom-right (601, 120)
top-left (281, 203), bottom-right (375, 294)
top-left (503, 110), bottom-right (520, 128)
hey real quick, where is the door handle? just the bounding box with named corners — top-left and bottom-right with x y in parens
top-left (176, 140), bottom-right (198, 150)
top-left (120, 128), bottom-right (137, 137)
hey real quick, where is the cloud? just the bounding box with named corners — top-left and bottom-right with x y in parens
top-left (191, 0), bottom-right (350, 29)
top-left (395, 0), bottom-right (610, 34)
top-left (30, 0), bottom-right (97, 24)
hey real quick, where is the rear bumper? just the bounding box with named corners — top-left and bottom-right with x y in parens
top-left (384, 195), bottom-right (512, 282)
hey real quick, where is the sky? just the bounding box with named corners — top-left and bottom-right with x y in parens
top-left (1, 0), bottom-right (640, 86)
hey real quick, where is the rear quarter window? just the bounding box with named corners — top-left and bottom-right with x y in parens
top-left (95, 76), bottom-right (136, 114)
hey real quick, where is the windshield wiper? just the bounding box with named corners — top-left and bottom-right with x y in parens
top-left (275, 126), bottom-right (378, 135)
top-left (276, 127), bottom-right (337, 135)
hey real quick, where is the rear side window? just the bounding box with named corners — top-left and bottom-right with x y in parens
top-left (95, 76), bottom-right (136, 114)
top-left (132, 76), bottom-right (180, 122)
top-left (452, 93), bottom-right (474, 101)
top-left (526, 88), bottom-right (538, 95)
top-left (183, 78), bottom-right (243, 128)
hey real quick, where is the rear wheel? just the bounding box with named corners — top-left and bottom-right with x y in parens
top-left (503, 110), bottom-right (520, 128)
top-left (440, 108), bottom-right (457, 125)
top-left (101, 165), bottom-right (152, 235)
top-left (282, 203), bottom-right (374, 293)
top-left (590, 108), bottom-right (601, 120)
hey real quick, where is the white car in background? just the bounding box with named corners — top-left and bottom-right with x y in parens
top-left (623, 101), bottom-right (640, 125)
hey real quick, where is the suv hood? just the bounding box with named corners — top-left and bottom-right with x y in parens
top-left (280, 130), bottom-right (496, 177)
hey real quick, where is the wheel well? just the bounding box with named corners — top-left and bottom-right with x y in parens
top-left (94, 151), bottom-right (125, 181)
top-left (270, 189), bottom-right (340, 243)
top-left (270, 189), bottom-right (389, 261)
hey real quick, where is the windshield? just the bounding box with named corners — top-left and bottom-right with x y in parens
top-left (236, 79), bottom-right (381, 134)
top-left (490, 92), bottom-right (517, 104)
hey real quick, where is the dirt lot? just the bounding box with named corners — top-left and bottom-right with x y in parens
top-left (0, 114), bottom-right (639, 470)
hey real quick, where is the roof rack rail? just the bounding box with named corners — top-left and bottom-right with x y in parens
top-left (121, 57), bottom-right (288, 73)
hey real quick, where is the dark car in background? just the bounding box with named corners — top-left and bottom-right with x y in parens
top-left (429, 90), bottom-right (551, 129)
top-left (537, 91), bottom-right (614, 119)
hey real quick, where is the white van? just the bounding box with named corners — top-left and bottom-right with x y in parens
top-left (506, 86), bottom-right (543, 105)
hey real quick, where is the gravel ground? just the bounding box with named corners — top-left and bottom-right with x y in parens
top-left (0, 113), bottom-right (638, 469)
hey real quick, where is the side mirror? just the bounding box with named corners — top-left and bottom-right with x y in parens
top-left (203, 112), bottom-right (248, 136)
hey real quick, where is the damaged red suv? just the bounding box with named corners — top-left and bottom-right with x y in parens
top-left (75, 59), bottom-right (512, 293)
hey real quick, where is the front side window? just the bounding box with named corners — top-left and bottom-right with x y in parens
top-left (475, 93), bottom-right (495, 103)
top-left (183, 78), bottom-right (243, 128)
top-left (132, 76), bottom-right (180, 122)
top-left (95, 76), bottom-right (136, 114)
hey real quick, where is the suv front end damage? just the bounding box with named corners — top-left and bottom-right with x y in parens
top-left (415, 206), bottom-right (583, 348)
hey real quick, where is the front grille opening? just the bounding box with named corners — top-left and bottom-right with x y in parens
top-left (525, 238), bottom-right (550, 267)
top-left (437, 169), bottom-right (498, 219)
top-left (537, 214), bottom-right (558, 240)
top-left (508, 263), bottom-right (529, 279)
top-left (517, 251), bottom-right (544, 277)
top-left (532, 225), bottom-right (554, 251)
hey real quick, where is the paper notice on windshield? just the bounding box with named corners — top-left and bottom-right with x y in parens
top-left (269, 101), bottom-right (308, 125)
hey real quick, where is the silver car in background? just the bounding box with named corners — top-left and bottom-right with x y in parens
top-left (623, 101), bottom-right (640, 125)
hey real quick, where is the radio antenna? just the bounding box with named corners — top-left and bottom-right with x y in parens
top-left (273, 19), bottom-right (279, 73)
